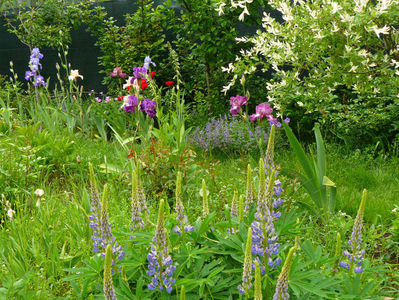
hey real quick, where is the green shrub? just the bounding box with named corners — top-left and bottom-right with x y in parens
top-left (223, 0), bottom-right (399, 148)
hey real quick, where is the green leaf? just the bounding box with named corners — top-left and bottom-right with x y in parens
top-left (322, 176), bottom-right (335, 187)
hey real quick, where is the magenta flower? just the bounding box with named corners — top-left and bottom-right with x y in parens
top-left (110, 67), bottom-right (127, 78)
top-left (249, 103), bottom-right (273, 121)
top-left (229, 95), bottom-right (248, 115)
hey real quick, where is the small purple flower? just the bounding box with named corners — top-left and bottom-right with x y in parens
top-left (143, 56), bottom-right (156, 70)
top-left (123, 95), bottom-right (138, 113)
top-left (133, 66), bottom-right (147, 79)
top-left (184, 225), bottom-right (194, 232)
top-left (339, 261), bottom-right (350, 270)
top-left (31, 48), bottom-right (43, 59)
top-left (25, 71), bottom-right (35, 81)
top-left (354, 266), bottom-right (364, 273)
top-left (33, 75), bottom-right (46, 87)
top-left (284, 117), bottom-right (290, 123)
top-left (141, 99), bottom-right (157, 118)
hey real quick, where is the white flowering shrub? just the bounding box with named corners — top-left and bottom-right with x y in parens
top-left (222, 0), bottom-right (399, 146)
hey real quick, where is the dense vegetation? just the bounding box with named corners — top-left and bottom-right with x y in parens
top-left (1, 0), bottom-right (399, 299)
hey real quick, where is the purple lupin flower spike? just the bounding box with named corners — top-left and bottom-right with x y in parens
top-left (238, 228), bottom-right (253, 295)
top-left (99, 184), bottom-right (124, 261)
top-left (88, 164), bottom-right (124, 261)
top-left (147, 199), bottom-right (176, 293)
top-left (173, 171), bottom-right (194, 234)
top-left (89, 163), bottom-right (102, 253)
top-left (103, 245), bottom-right (117, 300)
top-left (273, 247), bottom-right (295, 300)
top-left (251, 125), bottom-right (282, 275)
top-left (244, 164), bottom-right (254, 215)
top-left (339, 190), bottom-right (367, 273)
top-left (131, 169), bottom-right (145, 230)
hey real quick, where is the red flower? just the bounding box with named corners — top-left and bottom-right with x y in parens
top-left (141, 79), bottom-right (148, 90)
top-left (117, 95), bottom-right (124, 101)
top-left (126, 86), bottom-right (130, 91)
top-left (165, 81), bottom-right (174, 86)
top-left (151, 71), bottom-right (156, 78)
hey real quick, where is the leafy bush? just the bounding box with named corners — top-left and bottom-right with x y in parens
top-left (2, 0), bottom-right (89, 49)
top-left (223, 0), bottom-right (399, 147)
top-left (149, 0), bottom-right (269, 117)
top-left (83, 0), bottom-right (172, 93)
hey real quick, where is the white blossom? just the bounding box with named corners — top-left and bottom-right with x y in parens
top-left (238, 5), bottom-right (249, 21)
top-left (68, 70), bottom-right (83, 81)
top-left (354, 0), bottom-right (369, 12)
top-left (377, 0), bottom-right (393, 13)
top-left (369, 25), bottom-right (390, 37)
top-left (34, 188), bottom-right (44, 197)
top-left (330, 2), bottom-right (342, 14)
top-left (216, 1), bottom-right (226, 15)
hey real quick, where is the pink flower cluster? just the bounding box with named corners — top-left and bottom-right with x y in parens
top-left (249, 103), bottom-right (273, 122)
top-left (229, 95), bottom-right (290, 127)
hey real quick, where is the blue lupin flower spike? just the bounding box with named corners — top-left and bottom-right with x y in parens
top-left (273, 247), bottom-right (295, 300)
top-left (88, 163), bottom-right (102, 253)
top-left (173, 171), bottom-right (194, 235)
top-left (238, 227), bottom-right (253, 295)
top-left (103, 244), bottom-right (117, 300)
top-left (251, 125), bottom-right (282, 275)
top-left (99, 184), bottom-right (124, 261)
top-left (147, 199), bottom-right (176, 293)
top-left (339, 189), bottom-right (367, 273)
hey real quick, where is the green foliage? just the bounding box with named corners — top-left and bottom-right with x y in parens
top-left (225, 0), bottom-right (399, 148)
top-left (0, 123), bottom-right (77, 205)
top-left (83, 0), bottom-right (170, 92)
top-left (283, 122), bottom-right (336, 220)
top-left (1, 8), bottom-right (399, 297)
top-left (2, 0), bottom-right (90, 49)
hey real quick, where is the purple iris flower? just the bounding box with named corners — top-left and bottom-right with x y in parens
top-left (123, 95), bottom-right (139, 113)
top-left (143, 56), bottom-right (156, 70)
top-left (133, 67), bottom-right (147, 80)
top-left (141, 99), bottom-right (157, 118)
top-left (229, 95), bottom-right (248, 115)
top-left (250, 103), bottom-right (273, 121)
top-left (33, 75), bottom-right (46, 87)
top-left (25, 71), bottom-right (36, 81)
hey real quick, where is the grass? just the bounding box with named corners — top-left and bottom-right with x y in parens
top-left (1, 119), bottom-right (399, 298)
top-left (274, 145), bottom-right (399, 224)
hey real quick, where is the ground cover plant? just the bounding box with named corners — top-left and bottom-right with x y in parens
top-left (1, 0), bottom-right (399, 299)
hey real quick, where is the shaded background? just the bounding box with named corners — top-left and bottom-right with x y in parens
top-left (0, 0), bottom-right (177, 91)
top-left (0, 0), bottom-right (264, 92)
